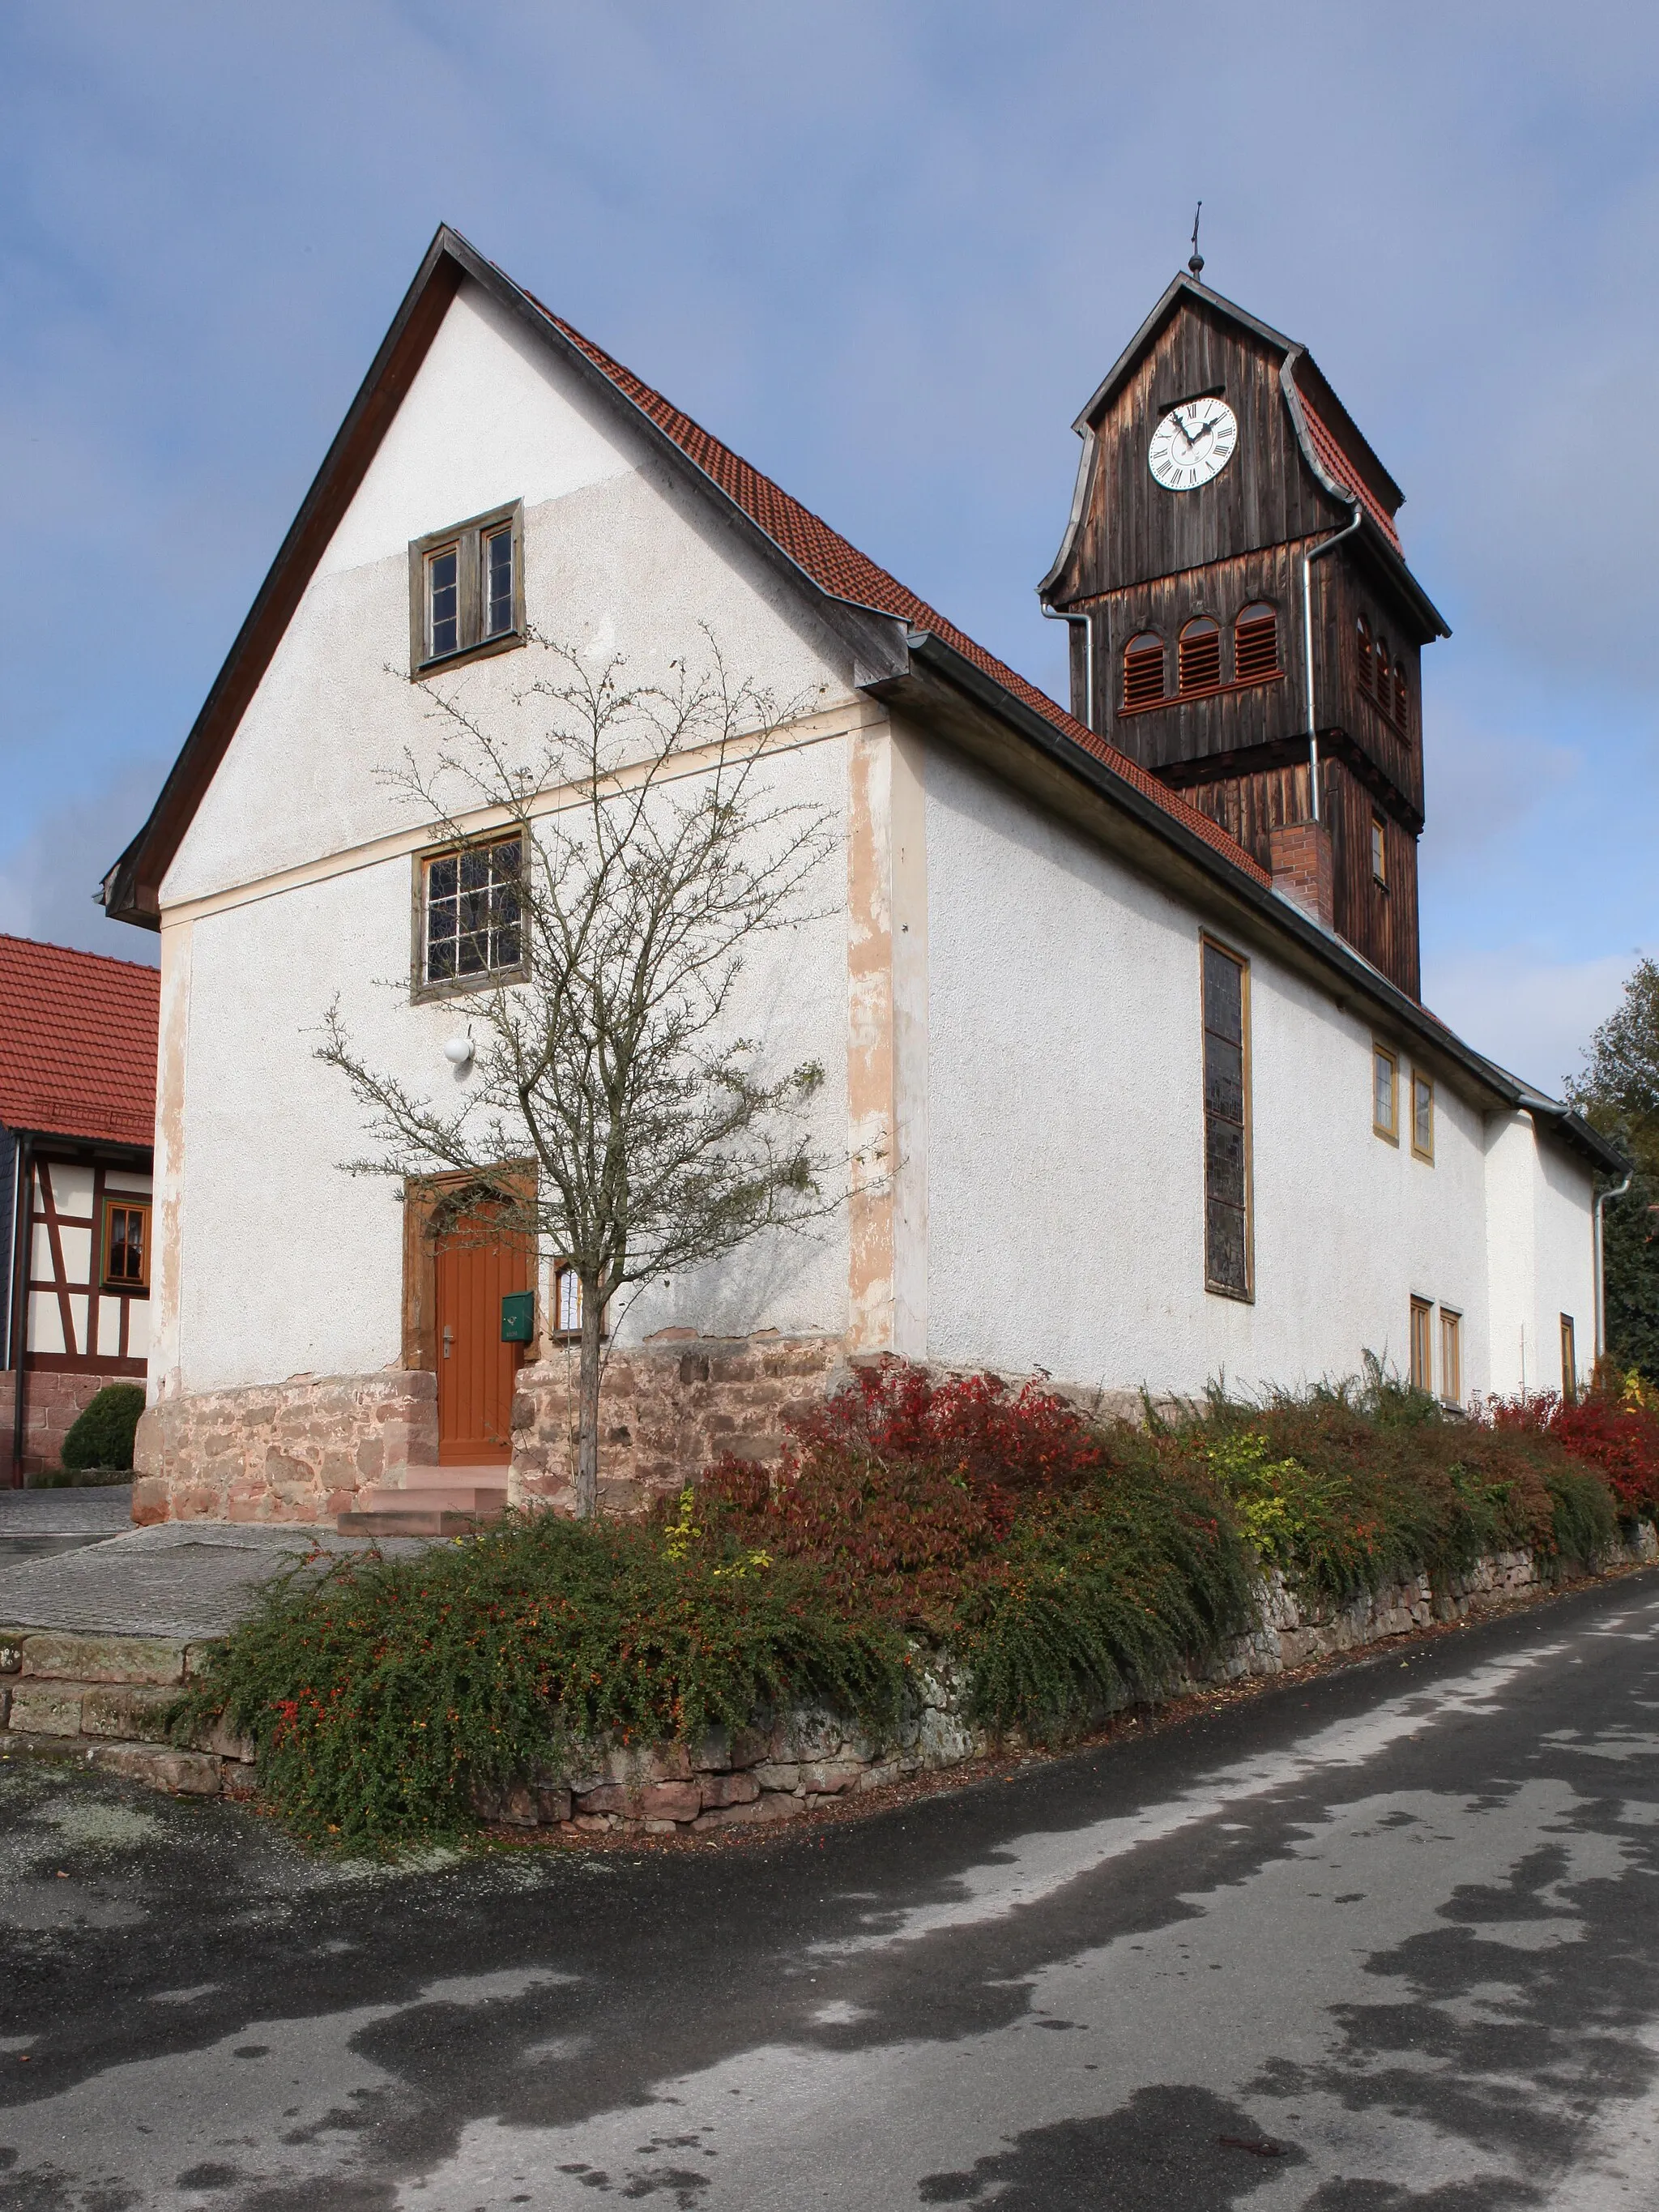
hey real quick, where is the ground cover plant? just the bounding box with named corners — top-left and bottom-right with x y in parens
top-left (180, 1361), bottom-right (1644, 1850)
top-left (175, 1512), bottom-right (903, 1848)
top-left (1173, 1360), bottom-right (1618, 1606)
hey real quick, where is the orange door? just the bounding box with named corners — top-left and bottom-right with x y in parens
top-left (433, 1219), bottom-right (531, 1465)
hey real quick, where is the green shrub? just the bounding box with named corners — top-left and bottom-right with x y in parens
top-left (59, 1384), bottom-right (146, 1472)
top-left (176, 1510), bottom-right (903, 1848)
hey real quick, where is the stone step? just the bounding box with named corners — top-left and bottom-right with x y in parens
top-left (336, 1508), bottom-right (501, 1538)
top-left (399, 1463), bottom-right (510, 1488)
top-left (353, 1483), bottom-right (507, 1516)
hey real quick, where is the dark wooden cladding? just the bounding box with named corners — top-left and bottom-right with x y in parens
top-left (1047, 281), bottom-right (1441, 1001)
top-left (1051, 297), bottom-right (1350, 604)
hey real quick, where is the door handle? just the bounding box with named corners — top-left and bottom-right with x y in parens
top-left (441, 1326), bottom-right (454, 1360)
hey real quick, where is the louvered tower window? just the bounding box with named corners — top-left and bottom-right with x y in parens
top-left (1233, 602), bottom-right (1279, 684)
top-left (1392, 660), bottom-right (1410, 733)
top-left (1123, 632), bottom-right (1166, 710)
top-left (1178, 616), bottom-right (1222, 695)
top-left (1355, 614), bottom-right (1374, 696)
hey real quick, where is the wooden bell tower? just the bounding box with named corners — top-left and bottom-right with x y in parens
top-left (1039, 274), bottom-right (1448, 999)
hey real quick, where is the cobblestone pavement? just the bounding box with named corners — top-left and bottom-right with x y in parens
top-left (2, 1571), bottom-right (1658, 2209)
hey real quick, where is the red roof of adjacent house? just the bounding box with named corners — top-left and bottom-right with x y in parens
top-left (530, 294), bottom-right (1273, 890)
top-left (0, 935), bottom-right (159, 1149)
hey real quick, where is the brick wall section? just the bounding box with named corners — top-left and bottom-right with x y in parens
top-left (2, 1370), bottom-right (117, 1479)
top-left (132, 1369), bottom-right (439, 1524)
top-left (510, 1332), bottom-right (847, 1516)
top-left (1267, 819), bottom-right (1335, 929)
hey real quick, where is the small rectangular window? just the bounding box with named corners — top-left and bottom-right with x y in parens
top-left (1561, 1314), bottom-right (1577, 1403)
top-left (409, 502), bottom-right (523, 673)
top-left (1201, 938), bottom-right (1252, 1300)
top-left (1373, 1044), bottom-right (1398, 1142)
top-left (1410, 1296), bottom-right (1433, 1392)
top-left (554, 1264), bottom-right (582, 1336)
top-left (1411, 1070), bottom-right (1435, 1162)
top-left (1439, 1308), bottom-right (1462, 1407)
top-left (103, 1199), bottom-right (151, 1291)
top-left (1371, 815), bottom-right (1388, 886)
top-left (419, 835), bottom-right (525, 995)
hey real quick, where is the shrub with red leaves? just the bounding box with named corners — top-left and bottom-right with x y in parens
top-left (1550, 1394), bottom-right (1659, 1519)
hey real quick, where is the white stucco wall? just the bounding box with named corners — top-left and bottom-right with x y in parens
top-left (1484, 1111), bottom-right (1595, 1399)
top-left (163, 727), bottom-right (851, 1397)
top-left (161, 275), bottom-right (862, 910)
top-left (919, 740), bottom-right (1576, 1403)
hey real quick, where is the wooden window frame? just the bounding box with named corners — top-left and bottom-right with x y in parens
top-left (1122, 631), bottom-right (1166, 711)
top-left (547, 1259), bottom-right (609, 1343)
top-left (1409, 1295), bottom-right (1433, 1393)
top-left (407, 500), bottom-right (525, 676)
top-left (1201, 934), bottom-right (1253, 1303)
top-left (100, 1197), bottom-right (151, 1294)
top-left (1371, 813), bottom-right (1388, 890)
top-left (1410, 1069), bottom-right (1435, 1164)
top-left (1560, 1313), bottom-right (1577, 1403)
top-left (1439, 1306), bottom-right (1462, 1407)
top-left (410, 831), bottom-right (530, 1005)
top-left (1372, 1043), bottom-right (1399, 1144)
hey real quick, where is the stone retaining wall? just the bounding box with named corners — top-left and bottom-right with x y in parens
top-left (132, 1370), bottom-right (439, 1525)
top-left (2, 1369), bottom-right (117, 1481)
top-left (8, 1530), bottom-right (1654, 1821)
top-left (0, 1625), bottom-right (253, 1796)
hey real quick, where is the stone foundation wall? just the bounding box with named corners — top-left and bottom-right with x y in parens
top-left (510, 1332), bottom-right (847, 1516)
top-left (132, 1369), bottom-right (438, 1525)
top-left (0, 1370), bottom-right (13, 1484)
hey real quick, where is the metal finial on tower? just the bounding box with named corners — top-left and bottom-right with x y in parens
top-left (1188, 201), bottom-right (1205, 279)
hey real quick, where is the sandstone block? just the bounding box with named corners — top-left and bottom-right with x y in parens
top-left (753, 1761), bottom-right (800, 1793)
top-left (691, 1726), bottom-right (733, 1773)
top-left (93, 1745), bottom-right (221, 1796)
top-left (0, 1686), bottom-right (9, 1727)
top-left (81, 1685), bottom-right (177, 1741)
top-left (575, 1783), bottom-right (633, 1816)
top-left (699, 1770), bottom-right (760, 1809)
top-left (223, 1766), bottom-right (259, 1802)
top-left (8, 1686), bottom-right (83, 1736)
top-left (535, 1784), bottom-right (573, 1824)
top-left (23, 1633), bottom-right (186, 1687)
top-left (797, 1761), bottom-right (863, 1796)
top-left (0, 1638), bottom-right (21, 1674)
top-left (639, 1781), bottom-right (702, 1822)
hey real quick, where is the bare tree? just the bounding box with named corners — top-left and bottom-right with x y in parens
top-left (321, 635), bottom-right (838, 1516)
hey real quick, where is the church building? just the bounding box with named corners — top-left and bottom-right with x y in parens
top-left (102, 227), bottom-right (1618, 1526)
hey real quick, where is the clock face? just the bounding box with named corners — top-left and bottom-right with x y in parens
top-left (1148, 397), bottom-right (1239, 491)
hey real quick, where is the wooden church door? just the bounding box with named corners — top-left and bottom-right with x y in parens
top-left (432, 1211), bottom-right (531, 1466)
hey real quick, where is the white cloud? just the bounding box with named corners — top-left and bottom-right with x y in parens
top-left (1422, 946), bottom-right (1642, 1096)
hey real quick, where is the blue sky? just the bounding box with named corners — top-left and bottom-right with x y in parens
top-left (2, 2), bottom-right (1654, 1093)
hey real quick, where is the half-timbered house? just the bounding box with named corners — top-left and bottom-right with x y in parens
top-left (0, 936), bottom-right (159, 1481)
top-left (99, 232), bottom-right (1620, 1526)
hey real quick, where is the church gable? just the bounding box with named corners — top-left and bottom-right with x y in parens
top-left (159, 275), bottom-right (866, 911)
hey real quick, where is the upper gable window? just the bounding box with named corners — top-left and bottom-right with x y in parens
top-left (409, 502), bottom-right (524, 675)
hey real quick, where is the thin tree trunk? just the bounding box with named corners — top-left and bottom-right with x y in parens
top-left (574, 1276), bottom-right (603, 1518)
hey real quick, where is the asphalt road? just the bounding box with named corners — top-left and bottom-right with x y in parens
top-left (5, 1572), bottom-right (1659, 2211)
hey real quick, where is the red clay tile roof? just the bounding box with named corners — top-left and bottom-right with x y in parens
top-left (1298, 393), bottom-right (1403, 553)
top-left (0, 935), bottom-right (159, 1149)
top-left (526, 292), bottom-right (1273, 890)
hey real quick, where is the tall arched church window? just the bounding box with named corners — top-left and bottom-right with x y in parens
top-left (1178, 615), bottom-right (1222, 696)
top-left (1123, 631), bottom-right (1166, 710)
top-left (1233, 602), bottom-right (1279, 685)
top-left (1355, 614), bottom-right (1374, 697)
